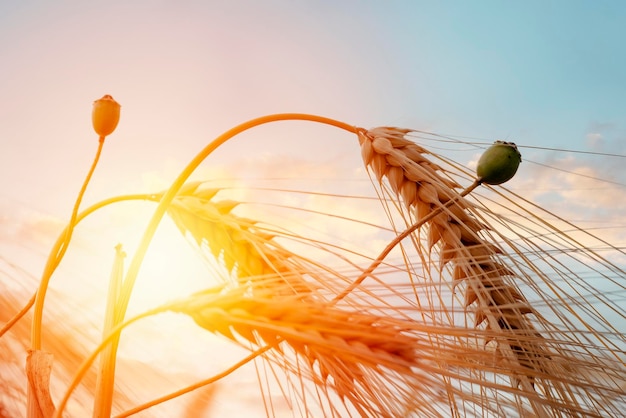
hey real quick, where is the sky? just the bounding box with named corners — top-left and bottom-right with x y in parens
top-left (1, 0), bottom-right (625, 416)
top-left (1, 0), bottom-right (625, 216)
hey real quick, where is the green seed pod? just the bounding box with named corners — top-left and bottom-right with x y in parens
top-left (476, 141), bottom-right (522, 185)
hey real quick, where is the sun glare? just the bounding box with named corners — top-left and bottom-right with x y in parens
top-left (122, 215), bottom-right (216, 314)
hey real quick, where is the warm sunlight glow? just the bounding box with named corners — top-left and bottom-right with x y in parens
top-left (112, 209), bottom-right (214, 314)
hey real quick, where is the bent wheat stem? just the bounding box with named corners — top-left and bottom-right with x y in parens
top-left (113, 114), bottom-right (357, 328)
top-left (31, 138), bottom-right (105, 350)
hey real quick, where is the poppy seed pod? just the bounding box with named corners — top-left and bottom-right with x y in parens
top-left (476, 141), bottom-right (522, 185)
top-left (92, 95), bottom-right (121, 137)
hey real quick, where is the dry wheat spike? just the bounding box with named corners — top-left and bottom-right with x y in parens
top-left (166, 182), bottom-right (332, 296)
top-left (165, 281), bottom-right (533, 418)
top-left (359, 127), bottom-right (546, 380)
top-left (168, 182), bottom-right (370, 300)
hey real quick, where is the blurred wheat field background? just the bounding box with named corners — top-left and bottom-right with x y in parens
top-left (1, 115), bottom-right (624, 417)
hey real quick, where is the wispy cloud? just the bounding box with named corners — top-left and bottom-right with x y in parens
top-left (586, 132), bottom-right (603, 148)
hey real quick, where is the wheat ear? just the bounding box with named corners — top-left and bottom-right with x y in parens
top-left (167, 283), bottom-right (500, 417)
top-left (358, 128), bottom-right (549, 390)
top-left (166, 182), bottom-right (343, 296)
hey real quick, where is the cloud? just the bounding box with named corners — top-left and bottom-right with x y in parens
top-left (586, 132), bottom-right (603, 148)
top-left (585, 120), bottom-right (626, 156)
top-left (498, 153), bottom-right (626, 262)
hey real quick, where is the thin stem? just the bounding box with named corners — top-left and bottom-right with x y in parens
top-left (0, 292), bottom-right (36, 338)
top-left (31, 138), bottom-right (106, 350)
top-left (114, 346), bottom-right (272, 418)
top-left (333, 179), bottom-right (482, 302)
